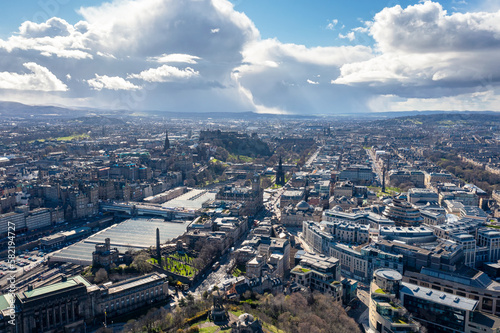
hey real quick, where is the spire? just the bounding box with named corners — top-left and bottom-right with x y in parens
top-left (156, 228), bottom-right (161, 265)
top-left (164, 130), bottom-right (170, 151)
top-left (276, 155), bottom-right (285, 186)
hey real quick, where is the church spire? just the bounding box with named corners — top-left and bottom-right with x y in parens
top-left (164, 130), bottom-right (170, 151)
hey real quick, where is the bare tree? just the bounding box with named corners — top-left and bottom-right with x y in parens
top-left (132, 252), bottom-right (153, 274)
top-left (94, 268), bottom-right (108, 284)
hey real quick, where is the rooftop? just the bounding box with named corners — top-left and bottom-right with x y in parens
top-left (400, 282), bottom-right (477, 311)
top-left (375, 268), bottom-right (402, 281)
top-left (19, 275), bottom-right (91, 300)
top-left (106, 273), bottom-right (166, 295)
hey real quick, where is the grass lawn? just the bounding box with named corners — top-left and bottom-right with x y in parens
top-left (232, 267), bottom-right (243, 277)
top-left (232, 264), bottom-right (246, 277)
top-left (149, 254), bottom-right (197, 277)
top-left (262, 322), bottom-right (285, 333)
top-left (165, 257), bottom-right (197, 277)
top-left (190, 317), bottom-right (231, 333)
top-left (228, 154), bottom-right (255, 163)
top-left (198, 327), bottom-right (218, 333)
top-left (28, 133), bottom-right (89, 143)
top-left (170, 252), bottom-right (195, 264)
top-left (229, 310), bottom-right (245, 317)
top-left (368, 186), bottom-right (401, 197)
top-left (56, 133), bottom-right (90, 141)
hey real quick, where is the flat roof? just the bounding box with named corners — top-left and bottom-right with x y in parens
top-left (107, 273), bottom-right (164, 295)
top-left (19, 275), bottom-right (91, 300)
top-left (0, 294), bottom-right (14, 312)
top-left (375, 268), bottom-right (402, 281)
top-left (162, 189), bottom-right (216, 210)
top-left (50, 218), bottom-right (188, 264)
top-left (401, 282), bottom-right (477, 311)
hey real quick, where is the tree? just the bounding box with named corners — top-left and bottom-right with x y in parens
top-left (94, 268), bottom-right (108, 284)
top-left (178, 298), bottom-right (187, 307)
top-left (132, 252), bottom-right (153, 274)
top-left (186, 293), bottom-right (195, 305)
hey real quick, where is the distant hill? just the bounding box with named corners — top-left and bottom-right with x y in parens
top-left (372, 111), bottom-right (500, 126)
top-left (0, 101), bottom-right (498, 121)
top-left (0, 101), bottom-right (90, 118)
top-left (68, 115), bottom-right (127, 126)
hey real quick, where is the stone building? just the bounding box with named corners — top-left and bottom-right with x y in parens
top-left (92, 238), bottom-right (119, 268)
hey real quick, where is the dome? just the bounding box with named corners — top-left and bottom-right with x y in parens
top-left (296, 200), bottom-right (310, 211)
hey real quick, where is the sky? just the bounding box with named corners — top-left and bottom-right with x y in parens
top-left (0, 0), bottom-right (499, 114)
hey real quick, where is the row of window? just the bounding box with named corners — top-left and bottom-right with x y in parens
top-left (102, 287), bottom-right (162, 312)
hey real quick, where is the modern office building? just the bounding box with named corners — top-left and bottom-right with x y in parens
top-left (383, 198), bottom-right (424, 227)
top-left (451, 233), bottom-right (477, 268)
top-left (323, 209), bottom-right (395, 229)
top-left (420, 208), bottom-right (446, 225)
top-left (477, 228), bottom-right (500, 263)
top-left (379, 226), bottom-right (436, 244)
top-left (400, 282), bottom-right (480, 333)
top-left (369, 269), bottom-right (420, 333)
top-left (407, 188), bottom-right (439, 204)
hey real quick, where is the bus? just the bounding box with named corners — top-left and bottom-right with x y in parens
top-left (212, 262), bottom-right (220, 271)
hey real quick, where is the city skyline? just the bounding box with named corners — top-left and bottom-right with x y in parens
top-left (0, 0), bottom-right (499, 114)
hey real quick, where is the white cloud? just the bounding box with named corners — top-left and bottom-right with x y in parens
top-left (148, 53), bottom-right (201, 64)
top-left (326, 19), bottom-right (339, 30)
top-left (87, 74), bottom-right (141, 91)
top-left (0, 17), bottom-right (92, 59)
top-left (0, 0), bottom-right (499, 114)
top-left (240, 39), bottom-right (372, 69)
top-left (78, 0), bottom-right (259, 61)
top-left (371, 1), bottom-right (500, 53)
top-left (97, 51), bottom-right (116, 59)
top-left (0, 62), bottom-right (68, 91)
top-left (128, 65), bottom-right (199, 82)
top-left (232, 39), bottom-right (374, 113)
top-left (339, 32), bottom-right (355, 41)
top-left (19, 17), bottom-right (72, 38)
top-left (333, 1), bottom-right (500, 107)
